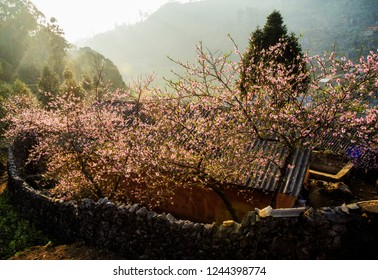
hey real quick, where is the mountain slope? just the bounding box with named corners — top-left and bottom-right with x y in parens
top-left (82, 0), bottom-right (378, 84)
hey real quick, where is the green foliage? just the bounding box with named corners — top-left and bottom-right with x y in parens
top-left (0, 79), bottom-right (38, 135)
top-left (45, 18), bottom-right (69, 79)
top-left (0, 0), bottom-right (125, 117)
top-left (37, 66), bottom-right (60, 106)
top-left (0, 83), bottom-right (11, 134)
top-left (60, 69), bottom-right (84, 100)
top-left (67, 47), bottom-right (126, 95)
top-left (258, 11), bottom-right (288, 48)
top-left (240, 10), bottom-right (307, 95)
top-left (0, 190), bottom-right (50, 259)
top-left (10, 79), bottom-right (33, 97)
top-left (0, 0), bottom-right (43, 83)
top-left (0, 79), bottom-right (36, 103)
top-left (0, 81), bottom-right (13, 100)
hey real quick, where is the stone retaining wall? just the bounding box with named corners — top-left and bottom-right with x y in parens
top-left (7, 147), bottom-right (378, 259)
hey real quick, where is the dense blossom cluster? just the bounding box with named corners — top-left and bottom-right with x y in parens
top-left (4, 41), bottom-right (378, 207)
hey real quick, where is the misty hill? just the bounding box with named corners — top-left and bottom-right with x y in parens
top-left (67, 46), bottom-right (126, 91)
top-left (0, 0), bottom-right (125, 92)
top-left (82, 0), bottom-right (377, 84)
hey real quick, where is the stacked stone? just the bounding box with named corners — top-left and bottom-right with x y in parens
top-left (7, 146), bottom-right (378, 259)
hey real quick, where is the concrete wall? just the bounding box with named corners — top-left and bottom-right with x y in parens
top-left (7, 146), bottom-right (378, 259)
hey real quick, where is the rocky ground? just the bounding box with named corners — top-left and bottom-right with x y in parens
top-left (309, 176), bottom-right (378, 208)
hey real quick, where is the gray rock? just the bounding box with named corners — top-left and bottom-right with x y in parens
top-left (136, 207), bottom-right (148, 217)
top-left (328, 230), bottom-right (338, 237)
top-left (245, 212), bottom-right (257, 226)
top-left (193, 223), bottom-right (204, 232)
top-left (147, 211), bottom-right (158, 222)
top-left (105, 201), bottom-right (114, 207)
top-left (240, 238), bottom-right (249, 248)
top-left (81, 198), bottom-right (93, 208)
top-left (241, 214), bottom-right (251, 228)
top-left (170, 220), bottom-right (182, 232)
top-left (157, 213), bottom-right (167, 222)
top-left (179, 221), bottom-right (192, 230)
top-left (324, 211), bottom-right (352, 223)
top-left (318, 182), bottom-right (355, 198)
top-left (347, 203), bottom-right (359, 210)
top-left (129, 204), bottom-right (139, 214)
top-left (332, 236), bottom-right (342, 249)
top-left (166, 213), bottom-right (176, 224)
top-left (98, 197), bottom-right (109, 204)
top-left (203, 223), bottom-right (215, 235)
top-left (331, 224), bottom-right (346, 233)
top-left (271, 207), bottom-right (306, 218)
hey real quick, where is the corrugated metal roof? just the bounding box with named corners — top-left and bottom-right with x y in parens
top-left (244, 140), bottom-right (311, 196)
top-left (317, 133), bottom-right (355, 155)
top-left (280, 149), bottom-right (312, 196)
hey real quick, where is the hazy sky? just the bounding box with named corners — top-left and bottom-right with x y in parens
top-left (32, 0), bottom-right (193, 42)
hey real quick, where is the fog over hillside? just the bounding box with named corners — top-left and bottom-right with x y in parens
top-left (81, 0), bottom-right (378, 84)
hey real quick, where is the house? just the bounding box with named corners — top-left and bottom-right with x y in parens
top-left (363, 25), bottom-right (378, 36)
top-left (244, 140), bottom-right (312, 208)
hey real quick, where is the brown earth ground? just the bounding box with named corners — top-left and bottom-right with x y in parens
top-left (9, 242), bottom-right (123, 260)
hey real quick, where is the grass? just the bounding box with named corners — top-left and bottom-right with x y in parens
top-left (0, 184), bottom-right (50, 259)
top-left (0, 140), bottom-right (51, 259)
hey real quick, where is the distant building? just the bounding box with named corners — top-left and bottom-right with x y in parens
top-left (367, 26), bottom-right (378, 31)
top-left (363, 25), bottom-right (378, 36)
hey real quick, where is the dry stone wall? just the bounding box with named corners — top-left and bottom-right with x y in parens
top-left (7, 146), bottom-right (378, 259)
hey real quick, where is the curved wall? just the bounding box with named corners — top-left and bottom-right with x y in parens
top-left (7, 146), bottom-right (378, 259)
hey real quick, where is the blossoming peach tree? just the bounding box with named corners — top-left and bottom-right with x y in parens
top-left (155, 41), bottom-right (377, 217)
top-left (5, 39), bottom-right (377, 221)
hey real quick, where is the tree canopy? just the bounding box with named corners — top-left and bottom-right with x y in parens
top-left (0, 0), bottom-right (126, 121)
top-left (6, 41), bottom-right (377, 220)
top-left (239, 10), bottom-right (307, 95)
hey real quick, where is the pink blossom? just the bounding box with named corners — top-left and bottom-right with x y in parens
top-left (5, 41), bottom-right (378, 204)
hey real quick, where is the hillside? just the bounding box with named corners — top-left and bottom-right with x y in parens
top-left (0, 0), bottom-right (125, 97)
top-left (82, 0), bottom-right (378, 84)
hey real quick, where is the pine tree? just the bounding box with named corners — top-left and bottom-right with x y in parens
top-left (38, 66), bottom-right (60, 106)
top-left (60, 68), bottom-right (84, 100)
top-left (240, 10), bottom-right (307, 95)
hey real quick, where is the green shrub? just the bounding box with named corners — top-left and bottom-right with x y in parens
top-left (0, 190), bottom-right (50, 259)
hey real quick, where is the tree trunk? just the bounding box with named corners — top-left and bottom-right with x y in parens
top-left (207, 183), bottom-right (240, 223)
